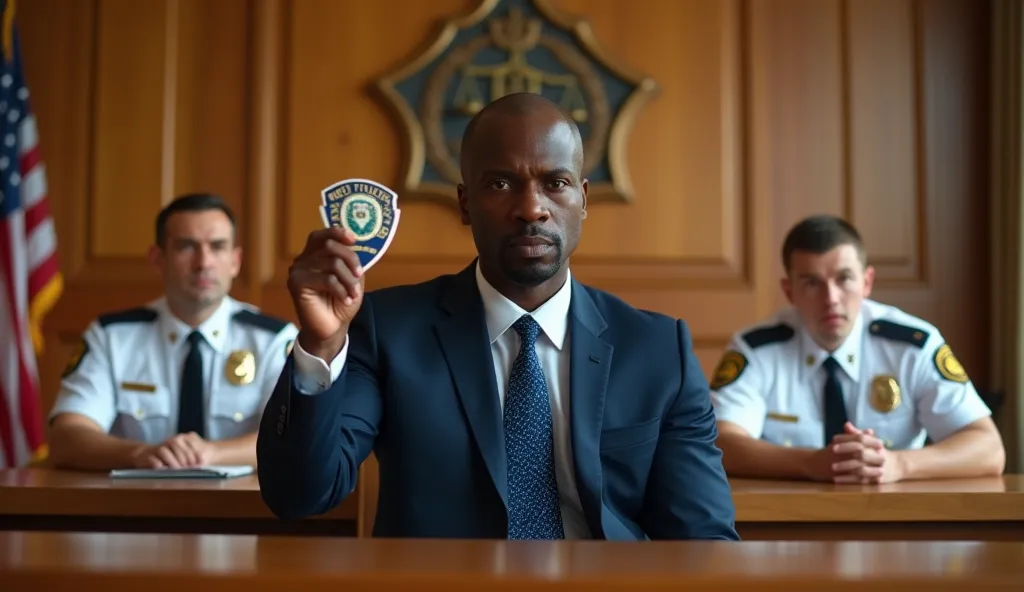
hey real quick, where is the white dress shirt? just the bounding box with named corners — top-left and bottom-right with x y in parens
top-left (292, 263), bottom-right (591, 539)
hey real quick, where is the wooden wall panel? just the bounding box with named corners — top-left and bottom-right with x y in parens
top-left (173, 0), bottom-right (252, 239)
top-left (15, 0), bottom-right (996, 435)
top-left (19, 0), bottom-right (254, 417)
top-left (750, 0), bottom-right (846, 259)
top-left (846, 0), bottom-right (921, 282)
top-left (91, 0), bottom-right (171, 258)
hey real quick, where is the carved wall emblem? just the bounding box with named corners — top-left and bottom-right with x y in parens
top-left (374, 0), bottom-right (658, 206)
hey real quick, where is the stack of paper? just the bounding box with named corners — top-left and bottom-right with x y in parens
top-left (109, 465), bottom-right (255, 479)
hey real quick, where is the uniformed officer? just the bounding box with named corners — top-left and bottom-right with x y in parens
top-left (710, 215), bottom-right (1004, 484)
top-left (47, 193), bottom-right (297, 471)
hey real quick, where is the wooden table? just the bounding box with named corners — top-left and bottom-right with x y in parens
top-left (730, 475), bottom-right (1024, 540)
top-left (1, 532), bottom-right (1022, 591)
top-left (0, 468), bottom-right (359, 536)
top-left (5, 468), bottom-right (1023, 541)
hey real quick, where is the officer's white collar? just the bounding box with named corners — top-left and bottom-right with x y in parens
top-left (155, 296), bottom-right (235, 352)
top-left (798, 309), bottom-right (865, 383)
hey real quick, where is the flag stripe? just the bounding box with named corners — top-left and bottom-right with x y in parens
top-left (0, 218), bottom-right (24, 466)
top-left (0, 2), bottom-right (61, 468)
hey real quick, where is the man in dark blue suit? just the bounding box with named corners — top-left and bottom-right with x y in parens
top-left (257, 93), bottom-right (739, 540)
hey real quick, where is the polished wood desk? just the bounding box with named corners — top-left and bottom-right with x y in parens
top-left (4, 469), bottom-right (1022, 541)
top-left (0, 468), bottom-right (358, 536)
top-left (730, 475), bottom-right (1024, 540)
top-left (1, 532), bottom-right (1022, 591)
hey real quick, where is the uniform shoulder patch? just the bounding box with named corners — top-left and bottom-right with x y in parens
top-left (97, 307), bottom-right (158, 327)
top-left (933, 343), bottom-right (969, 383)
top-left (62, 338), bottom-right (89, 378)
top-left (709, 350), bottom-right (748, 390)
top-left (233, 309), bottom-right (290, 333)
top-left (868, 320), bottom-right (929, 348)
top-left (742, 324), bottom-right (795, 349)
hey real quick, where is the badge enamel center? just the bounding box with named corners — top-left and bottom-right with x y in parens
top-left (320, 178), bottom-right (401, 273)
top-left (225, 350), bottom-right (256, 386)
top-left (870, 375), bottom-right (901, 413)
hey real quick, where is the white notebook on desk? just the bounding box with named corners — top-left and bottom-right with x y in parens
top-left (109, 465), bottom-right (255, 479)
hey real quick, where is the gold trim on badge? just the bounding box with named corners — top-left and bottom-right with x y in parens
top-left (870, 375), bottom-right (902, 413)
top-left (225, 350), bottom-right (256, 386)
top-left (710, 350), bottom-right (748, 390)
top-left (934, 343), bottom-right (969, 383)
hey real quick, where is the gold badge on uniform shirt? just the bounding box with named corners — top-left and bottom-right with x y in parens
top-left (225, 350), bottom-right (256, 386)
top-left (870, 375), bottom-right (902, 413)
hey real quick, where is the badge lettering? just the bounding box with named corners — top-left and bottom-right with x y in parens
top-left (320, 178), bottom-right (401, 273)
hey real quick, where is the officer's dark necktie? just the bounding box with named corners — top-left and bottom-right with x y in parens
top-left (504, 315), bottom-right (564, 540)
top-left (822, 356), bottom-right (848, 446)
top-left (178, 330), bottom-right (205, 437)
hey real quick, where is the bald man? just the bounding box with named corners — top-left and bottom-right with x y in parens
top-left (256, 93), bottom-right (739, 541)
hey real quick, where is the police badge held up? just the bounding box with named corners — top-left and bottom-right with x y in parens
top-left (319, 178), bottom-right (401, 272)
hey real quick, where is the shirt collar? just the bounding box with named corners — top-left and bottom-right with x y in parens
top-left (157, 296), bottom-right (235, 353)
top-left (474, 261), bottom-right (572, 350)
top-left (798, 309), bottom-right (864, 382)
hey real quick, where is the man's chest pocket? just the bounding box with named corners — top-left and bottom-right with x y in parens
top-left (761, 412), bottom-right (821, 448)
top-left (209, 383), bottom-right (267, 439)
top-left (600, 417), bottom-right (661, 517)
top-left (114, 383), bottom-right (173, 444)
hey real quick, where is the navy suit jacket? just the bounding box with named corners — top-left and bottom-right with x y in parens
top-left (257, 262), bottom-right (738, 540)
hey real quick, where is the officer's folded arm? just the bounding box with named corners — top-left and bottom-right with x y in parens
top-left (889, 417), bottom-right (1005, 481)
top-left (714, 419), bottom-right (820, 480)
top-left (48, 411), bottom-right (265, 471)
top-left (48, 412), bottom-right (153, 471)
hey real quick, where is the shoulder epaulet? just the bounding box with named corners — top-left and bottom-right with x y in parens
top-left (742, 323), bottom-right (795, 349)
top-left (868, 319), bottom-right (929, 348)
top-left (97, 307), bottom-right (158, 327)
top-left (233, 309), bottom-right (290, 333)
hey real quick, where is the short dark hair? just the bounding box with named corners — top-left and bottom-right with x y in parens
top-left (781, 215), bottom-right (866, 271)
top-left (155, 193), bottom-right (236, 247)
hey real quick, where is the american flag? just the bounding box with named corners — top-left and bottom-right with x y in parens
top-left (0, 0), bottom-right (61, 469)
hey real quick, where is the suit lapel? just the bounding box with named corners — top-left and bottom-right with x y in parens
top-left (434, 263), bottom-right (508, 508)
top-left (568, 281), bottom-right (612, 539)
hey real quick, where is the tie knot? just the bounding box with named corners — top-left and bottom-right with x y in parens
top-left (187, 330), bottom-right (204, 346)
top-left (823, 356), bottom-right (840, 374)
top-left (512, 315), bottom-right (541, 346)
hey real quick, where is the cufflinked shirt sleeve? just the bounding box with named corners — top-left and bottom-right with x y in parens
top-left (708, 334), bottom-right (767, 438)
top-left (291, 335), bottom-right (350, 395)
top-left (912, 334), bottom-right (992, 442)
top-left (48, 321), bottom-right (118, 431)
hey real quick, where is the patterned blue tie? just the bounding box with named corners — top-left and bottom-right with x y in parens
top-left (505, 314), bottom-right (565, 540)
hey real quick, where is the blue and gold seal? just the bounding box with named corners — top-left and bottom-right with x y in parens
top-left (319, 178), bottom-right (401, 272)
